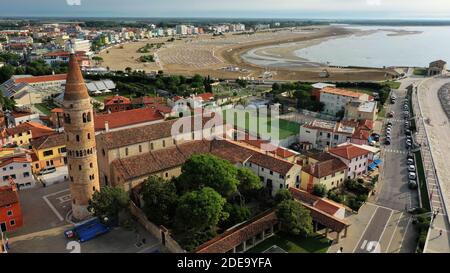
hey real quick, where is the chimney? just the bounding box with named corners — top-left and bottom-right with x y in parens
top-left (105, 121), bottom-right (109, 132)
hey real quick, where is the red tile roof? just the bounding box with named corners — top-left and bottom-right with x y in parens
top-left (0, 187), bottom-right (19, 207)
top-left (131, 96), bottom-right (165, 105)
top-left (328, 144), bottom-right (370, 160)
top-left (14, 74), bottom-right (67, 84)
top-left (302, 158), bottom-right (347, 178)
top-left (320, 87), bottom-right (364, 98)
top-left (104, 95), bottom-right (132, 106)
top-left (194, 92), bottom-right (214, 101)
top-left (94, 108), bottom-right (164, 131)
top-left (6, 122), bottom-right (55, 138)
top-left (289, 188), bottom-right (343, 217)
top-left (0, 156), bottom-right (31, 168)
top-left (195, 210), bottom-right (278, 253)
top-left (51, 108), bottom-right (64, 113)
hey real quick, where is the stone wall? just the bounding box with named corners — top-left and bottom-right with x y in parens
top-left (129, 201), bottom-right (185, 253)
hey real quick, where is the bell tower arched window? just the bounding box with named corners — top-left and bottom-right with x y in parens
top-left (64, 114), bottom-right (71, 124)
top-left (82, 113), bottom-right (87, 123)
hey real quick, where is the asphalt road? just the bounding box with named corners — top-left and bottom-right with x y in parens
top-left (354, 206), bottom-right (392, 253)
top-left (376, 84), bottom-right (419, 212)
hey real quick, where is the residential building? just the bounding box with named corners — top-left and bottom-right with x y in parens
top-left (104, 95), bottom-right (132, 113)
top-left (299, 119), bottom-right (374, 149)
top-left (311, 83), bottom-right (336, 101)
top-left (319, 87), bottom-right (371, 116)
top-left (428, 60), bottom-right (447, 76)
top-left (344, 100), bottom-right (378, 122)
top-left (43, 51), bottom-right (90, 67)
top-left (300, 153), bottom-right (347, 192)
top-left (328, 144), bottom-right (371, 180)
top-left (5, 111), bottom-right (41, 128)
top-left (30, 133), bottom-right (66, 173)
top-left (288, 188), bottom-right (346, 219)
top-left (0, 186), bottom-right (23, 233)
top-left (67, 39), bottom-right (92, 54)
top-left (0, 148), bottom-right (35, 189)
top-left (5, 121), bottom-right (55, 147)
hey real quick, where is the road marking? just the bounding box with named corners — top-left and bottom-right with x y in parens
top-left (399, 217), bottom-right (412, 252)
top-left (353, 207), bottom-right (379, 253)
top-left (378, 210), bottom-right (393, 252)
top-left (42, 189), bottom-right (70, 222)
top-left (386, 212), bottom-right (404, 253)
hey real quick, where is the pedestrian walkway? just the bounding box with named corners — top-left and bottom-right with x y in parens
top-left (384, 149), bottom-right (407, 155)
top-left (414, 78), bottom-right (450, 253)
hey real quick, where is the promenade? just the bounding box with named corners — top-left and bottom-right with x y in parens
top-left (414, 76), bottom-right (450, 253)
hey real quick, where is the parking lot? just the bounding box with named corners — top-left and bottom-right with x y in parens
top-left (6, 181), bottom-right (163, 253)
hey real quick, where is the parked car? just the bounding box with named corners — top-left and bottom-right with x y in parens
top-left (388, 111), bottom-right (395, 118)
top-left (385, 139), bottom-right (391, 145)
top-left (407, 158), bottom-right (414, 165)
top-left (408, 165), bottom-right (416, 172)
top-left (64, 217), bottom-right (111, 243)
top-left (371, 133), bottom-right (380, 142)
top-left (408, 180), bottom-right (418, 190)
top-left (407, 152), bottom-right (414, 160)
top-left (408, 172), bottom-right (417, 180)
top-left (405, 129), bottom-right (412, 136)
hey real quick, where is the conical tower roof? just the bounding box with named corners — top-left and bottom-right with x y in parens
top-left (64, 53), bottom-right (89, 101)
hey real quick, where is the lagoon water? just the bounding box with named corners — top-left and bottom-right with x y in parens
top-left (295, 25), bottom-right (450, 68)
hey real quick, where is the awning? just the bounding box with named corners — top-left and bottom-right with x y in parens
top-left (368, 163), bottom-right (377, 170)
top-left (374, 159), bottom-right (382, 165)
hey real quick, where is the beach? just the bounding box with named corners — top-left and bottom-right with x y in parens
top-left (98, 26), bottom-right (398, 81)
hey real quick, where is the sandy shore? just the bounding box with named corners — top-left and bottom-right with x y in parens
top-left (97, 26), bottom-right (398, 81)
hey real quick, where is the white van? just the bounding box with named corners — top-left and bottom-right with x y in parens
top-left (39, 166), bottom-right (56, 175)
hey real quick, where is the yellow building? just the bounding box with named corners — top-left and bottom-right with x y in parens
top-left (300, 155), bottom-right (347, 193)
top-left (6, 122), bottom-right (55, 148)
top-left (30, 133), bottom-right (66, 173)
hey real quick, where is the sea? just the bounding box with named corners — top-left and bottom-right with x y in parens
top-left (294, 25), bottom-right (450, 68)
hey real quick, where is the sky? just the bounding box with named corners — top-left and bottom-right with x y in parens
top-left (1, 0), bottom-right (450, 19)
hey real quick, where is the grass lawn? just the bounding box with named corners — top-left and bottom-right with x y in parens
top-left (377, 106), bottom-right (386, 121)
top-left (385, 81), bottom-right (401, 89)
top-left (414, 151), bottom-right (431, 211)
top-left (34, 103), bottom-right (52, 115)
top-left (246, 232), bottom-right (330, 253)
top-left (413, 68), bottom-right (427, 76)
top-left (223, 109), bottom-right (300, 139)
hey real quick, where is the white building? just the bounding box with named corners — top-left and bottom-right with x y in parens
top-left (176, 25), bottom-right (188, 35)
top-left (0, 149), bottom-right (36, 189)
top-left (328, 144), bottom-right (371, 180)
top-left (299, 119), bottom-right (355, 150)
top-left (319, 87), bottom-right (371, 116)
top-left (67, 39), bottom-right (91, 54)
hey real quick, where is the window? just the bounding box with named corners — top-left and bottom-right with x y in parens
top-left (102, 149), bottom-right (106, 156)
top-left (162, 140), bottom-right (166, 147)
top-left (23, 164), bottom-right (27, 168)
top-left (64, 114), bottom-right (71, 124)
top-left (76, 135), bottom-right (80, 142)
top-left (79, 165), bottom-right (82, 171)
top-left (2, 167), bottom-right (5, 171)
top-left (9, 166), bottom-right (13, 170)
top-left (87, 133), bottom-right (91, 140)
top-left (93, 186), bottom-right (96, 191)
top-left (269, 171), bottom-right (273, 175)
top-left (70, 176), bottom-right (74, 182)
top-left (35, 164), bottom-right (39, 169)
top-left (90, 163), bottom-right (93, 168)
top-left (59, 147), bottom-right (66, 153)
top-left (23, 172), bottom-right (30, 177)
top-left (125, 148), bottom-right (129, 156)
top-left (87, 112), bottom-right (91, 122)
top-left (279, 183), bottom-right (283, 189)
top-left (139, 145), bottom-right (142, 153)
top-left (334, 135), bottom-right (339, 140)
top-left (10, 220), bottom-right (15, 226)
top-left (82, 113), bottom-right (87, 123)
top-left (165, 172), bottom-right (169, 178)
top-left (7, 210), bottom-right (12, 216)
top-left (150, 143), bottom-right (154, 150)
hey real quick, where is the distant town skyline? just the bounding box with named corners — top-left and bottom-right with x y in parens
top-left (1, 0), bottom-right (450, 19)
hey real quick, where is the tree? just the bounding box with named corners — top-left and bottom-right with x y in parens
top-left (0, 64), bottom-right (15, 83)
top-left (276, 200), bottom-right (313, 236)
top-left (125, 67), bottom-right (133, 74)
top-left (141, 176), bottom-right (178, 226)
top-left (175, 187), bottom-right (228, 232)
top-left (312, 184), bottom-right (327, 198)
top-left (177, 154), bottom-right (240, 198)
top-left (219, 203), bottom-right (251, 229)
top-left (88, 186), bottom-right (130, 221)
top-left (236, 167), bottom-right (262, 200)
top-left (272, 82), bottom-right (281, 92)
top-left (274, 188), bottom-right (293, 204)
